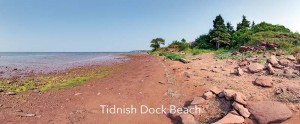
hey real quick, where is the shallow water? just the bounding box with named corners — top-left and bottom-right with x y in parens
top-left (0, 52), bottom-right (127, 78)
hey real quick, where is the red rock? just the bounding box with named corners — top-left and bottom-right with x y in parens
top-left (223, 90), bottom-right (245, 101)
top-left (233, 93), bottom-right (247, 105)
top-left (232, 102), bottom-right (251, 118)
top-left (187, 106), bottom-right (201, 116)
top-left (239, 61), bottom-right (248, 67)
top-left (168, 113), bottom-right (181, 121)
top-left (279, 59), bottom-right (290, 67)
top-left (247, 101), bottom-right (293, 124)
top-left (268, 55), bottom-right (278, 66)
top-left (209, 86), bottom-right (222, 94)
top-left (237, 67), bottom-right (244, 76)
top-left (248, 63), bottom-right (265, 73)
top-left (254, 76), bottom-right (273, 87)
top-left (267, 63), bottom-right (275, 75)
top-left (180, 113), bottom-right (197, 124)
top-left (286, 55), bottom-right (296, 61)
top-left (283, 68), bottom-right (293, 74)
top-left (190, 97), bottom-right (206, 105)
top-left (212, 113), bottom-right (244, 124)
top-left (203, 91), bottom-right (214, 100)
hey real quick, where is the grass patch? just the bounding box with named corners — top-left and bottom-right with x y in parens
top-left (1, 65), bottom-right (114, 92)
top-left (214, 49), bottom-right (234, 59)
top-left (214, 49), bottom-right (254, 59)
top-left (159, 52), bottom-right (185, 60)
top-left (188, 48), bottom-right (214, 55)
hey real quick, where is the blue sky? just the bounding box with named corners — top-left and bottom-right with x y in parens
top-left (0, 0), bottom-right (299, 52)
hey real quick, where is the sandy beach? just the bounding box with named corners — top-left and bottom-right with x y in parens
top-left (0, 53), bottom-right (174, 124)
top-left (1, 53), bottom-right (300, 124)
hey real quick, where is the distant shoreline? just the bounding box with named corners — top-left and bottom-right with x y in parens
top-left (0, 53), bottom-right (129, 79)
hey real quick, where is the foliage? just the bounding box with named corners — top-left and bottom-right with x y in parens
top-left (150, 14), bottom-right (300, 57)
top-left (226, 22), bottom-right (235, 34)
top-left (150, 38), bottom-right (165, 51)
top-left (190, 48), bottom-right (214, 55)
top-left (252, 22), bottom-right (291, 33)
top-left (159, 52), bottom-right (185, 60)
top-left (232, 28), bottom-right (252, 47)
top-left (168, 39), bottom-right (190, 51)
top-left (0, 65), bottom-right (113, 92)
top-left (237, 15), bottom-right (250, 30)
top-left (194, 34), bottom-right (213, 49)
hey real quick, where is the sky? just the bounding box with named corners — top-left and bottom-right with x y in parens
top-left (0, 0), bottom-right (299, 52)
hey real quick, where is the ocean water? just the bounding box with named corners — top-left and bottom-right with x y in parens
top-left (0, 52), bottom-right (127, 78)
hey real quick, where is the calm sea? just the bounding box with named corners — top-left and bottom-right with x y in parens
top-left (0, 52), bottom-right (127, 77)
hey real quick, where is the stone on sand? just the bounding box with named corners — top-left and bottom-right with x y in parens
top-left (267, 63), bottom-right (275, 75)
top-left (223, 90), bottom-right (245, 101)
top-left (237, 67), bottom-right (244, 76)
top-left (233, 93), bottom-right (247, 105)
top-left (247, 101), bottom-right (293, 124)
top-left (190, 97), bottom-right (206, 105)
top-left (286, 55), bottom-right (296, 61)
top-left (254, 76), bottom-right (273, 87)
top-left (212, 113), bottom-right (244, 124)
top-left (180, 113), bottom-right (197, 124)
top-left (209, 86), bottom-right (222, 94)
top-left (232, 102), bottom-right (251, 118)
top-left (268, 55), bottom-right (278, 65)
top-left (279, 59), bottom-right (290, 67)
top-left (248, 63), bottom-right (265, 73)
top-left (203, 91), bottom-right (214, 100)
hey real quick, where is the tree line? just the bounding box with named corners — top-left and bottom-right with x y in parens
top-left (151, 14), bottom-right (300, 52)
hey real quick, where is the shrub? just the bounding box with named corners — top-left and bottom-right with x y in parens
top-left (159, 52), bottom-right (185, 60)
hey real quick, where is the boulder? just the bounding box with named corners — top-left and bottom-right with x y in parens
top-left (237, 67), bottom-right (244, 76)
top-left (212, 113), bottom-right (244, 124)
top-left (209, 87), bottom-right (222, 94)
top-left (279, 59), bottom-right (290, 67)
top-left (190, 97), bottom-right (206, 105)
top-left (268, 55), bottom-right (278, 66)
top-left (276, 51), bottom-right (285, 56)
top-left (247, 101), bottom-right (293, 124)
top-left (179, 58), bottom-right (190, 64)
top-left (254, 76), bottom-right (273, 87)
top-left (267, 63), bottom-right (275, 75)
top-left (168, 113), bottom-right (181, 122)
top-left (239, 61), bottom-right (248, 67)
top-left (187, 106), bottom-right (201, 116)
top-left (283, 68), bottom-right (293, 74)
top-left (232, 102), bottom-right (251, 118)
top-left (223, 90), bottom-right (245, 101)
top-left (218, 92), bottom-right (225, 98)
top-left (180, 113), bottom-right (197, 124)
top-left (248, 63), bottom-right (265, 73)
top-left (6, 92), bottom-right (16, 95)
top-left (286, 55), bottom-right (296, 61)
top-left (203, 91), bottom-right (214, 100)
top-left (233, 93), bottom-right (247, 105)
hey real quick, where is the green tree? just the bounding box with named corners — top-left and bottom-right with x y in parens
top-left (194, 34), bottom-right (212, 49)
top-left (226, 22), bottom-right (235, 34)
top-left (232, 28), bottom-right (252, 47)
top-left (150, 38), bottom-right (165, 51)
top-left (251, 21), bottom-right (256, 29)
top-left (209, 15), bottom-right (232, 49)
top-left (237, 15), bottom-right (250, 30)
top-left (251, 22), bottom-right (290, 33)
top-left (181, 38), bottom-right (186, 43)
